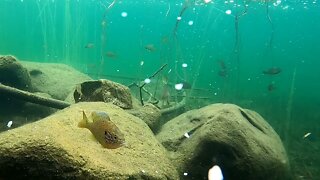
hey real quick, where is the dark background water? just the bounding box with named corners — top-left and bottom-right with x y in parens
top-left (0, 0), bottom-right (319, 178)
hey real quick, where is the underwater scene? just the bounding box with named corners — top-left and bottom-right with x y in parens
top-left (0, 0), bottom-right (319, 179)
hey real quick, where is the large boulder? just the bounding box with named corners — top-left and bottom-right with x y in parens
top-left (126, 97), bottom-right (162, 131)
top-left (0, 55), bottom-right (35, 114)
top-left (156, 103), bottom-right (290, 180)
top-left (0, 102), bottom-right (178, 179)
top-left (21, 61), bottom-right (92, 100)
top-left (73, 79), bottom-right (133, 109)
top-left (0, 55), bottom-right (32, 91)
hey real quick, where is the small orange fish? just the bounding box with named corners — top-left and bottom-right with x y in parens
top-left (78, 111), bottom-right (125, 149)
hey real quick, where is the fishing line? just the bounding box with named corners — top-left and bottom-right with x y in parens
top-left (98, 0), bottom-right (117, 77)
top-left (165, 2), bottom-right (171, 17)
top-left (265, 0), bottom-right (275, 65)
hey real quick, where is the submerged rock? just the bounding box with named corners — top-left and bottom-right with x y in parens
top-left (0, 55), bottom-right (35, 115)
top-left (0, 102), bottom-right (178, 179)
top-left (21, 61), bottom-right (92, 100)
top-left (73, 79), bottom-right (133, 109)
top-left (156, 103), bottom-right (290, 180)
top-left (126, 97), bottom-right (162, 131)
top-left (0, 55), bottom-right (32, 91)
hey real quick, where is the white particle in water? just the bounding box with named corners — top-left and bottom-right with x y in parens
top-left (283, 5), bottom-right (289, 10)
top-left (175, 83), bottom-right (184, 90)
top-left (184, 172), bottom-right (188, 176)
top-left (225, 10), bottom-right (232, 15)
top-left (7, 121), bottom-right (13, 128)
top-left (273, 0), bottom-right (281, 6)
top-left (188, 20), bottom-right (194, 26)
top-left (182, 63), bottom-right (188, 68)
top-left (121, 12), bottom-right (128, 17)
top-left (144, 78), bottom-right (151, 84)
top-left (303, 132), bottom-right (311, 139)
top-left (184, 132), bottom-right (190, 138)
top-left (177, 16), bottom-right (182, 21)
top-left (208, 165), bottom-right (224, 180)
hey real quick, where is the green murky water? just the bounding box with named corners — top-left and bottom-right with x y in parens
top-left (0, 0), bottom-right (319, 179)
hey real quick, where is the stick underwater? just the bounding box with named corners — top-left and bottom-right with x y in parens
top-left (0, 83), bottom-right (70, 109)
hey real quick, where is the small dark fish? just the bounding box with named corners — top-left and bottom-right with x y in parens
top-left (218, 69), bottom-right (227, 77)
top-left (217, 60), bottom-right (227, 77)
top-left (105, 51), bottom-right (117, 58)
top-left (78, 111), bottom-right (125, 149)
top-left (144, 44), bottom-right (156, 52)
top-left (267, 83), bottom-right (275, 91)
top-left (85, 43), bottom-right (94, 49)
top-left (263, 67), bottom-right (281, 75)
top-left (218, 60), bottom-right (227, 70)
top-left (161, 85), bottom-right (170, 107)
top-left (29, 69), bottom-right (43, 76)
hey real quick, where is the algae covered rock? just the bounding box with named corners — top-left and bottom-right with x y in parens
top-left (73, 79), bottom-right (133, 109)
top-left (0, 102), bottom-right (178, 179)
top-left (21, 61), bottom-right (92, 100)
top-left (0, 55), bottom-right (32, 91)
top-left (156, 103), bottom-right (290, 180)
top-left (126, 97), bottom-right (162, 131)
